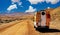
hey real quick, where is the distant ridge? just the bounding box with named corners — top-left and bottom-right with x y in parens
top-left (0, 12), bottom-right (34, 17)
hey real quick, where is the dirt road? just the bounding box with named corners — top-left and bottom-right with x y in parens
top-left (0, 20), bottom-right (60, 35)
top-left (0, 20), bottom-right (40, 35)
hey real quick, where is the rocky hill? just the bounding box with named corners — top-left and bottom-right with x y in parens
top-left (50, 7), bottom-right (60, 29)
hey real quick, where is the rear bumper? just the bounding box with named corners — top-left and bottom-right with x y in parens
top-left (38, 26), bottom-right (49, 29)
top-left (34, 26), bottom-right (49, 30)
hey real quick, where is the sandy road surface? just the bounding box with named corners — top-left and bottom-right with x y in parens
top-left (0, 20), bottom-right (40, 35)
top-left (0, 20), bottom-right (60, 35)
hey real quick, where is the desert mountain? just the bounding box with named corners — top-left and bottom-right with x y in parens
top-left (0, 12), bottom-right (34, 23)
top-left (50, 7), bottom-right (60, 29)
top-left (50, 7), bottom-right (60, 21)
top-left (50, 7), bottom-right (60, 15)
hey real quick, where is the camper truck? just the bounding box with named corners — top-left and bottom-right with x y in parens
top-left (34, 10), bottom-right (51, 30)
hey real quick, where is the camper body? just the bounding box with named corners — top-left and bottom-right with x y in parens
top-left (34, 10), bottom-right (51, 29)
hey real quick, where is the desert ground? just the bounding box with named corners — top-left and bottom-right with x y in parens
top-left (0, 7), bottom-right (60, 35)
top-left (0, 18), bottom-right (60, 35)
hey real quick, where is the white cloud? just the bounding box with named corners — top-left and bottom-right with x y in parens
top-left (11, 0), bottom-right (22, 5)
top-left (7, 4), bottom-right (17, 11)
top-left (28, 0), bottom-right (45, 4)
top-left (28, 0), bottom-right (60, 4)
top-left (25, 6), bottom-right (36, 12)
top-left (46, 0), bottom-right (60, 4)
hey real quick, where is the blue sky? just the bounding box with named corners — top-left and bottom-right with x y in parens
top-left (0, 0), bottom-right (60, 13)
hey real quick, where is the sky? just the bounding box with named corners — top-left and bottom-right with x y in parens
top-left (0, 0), bottom-right (60, 13)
